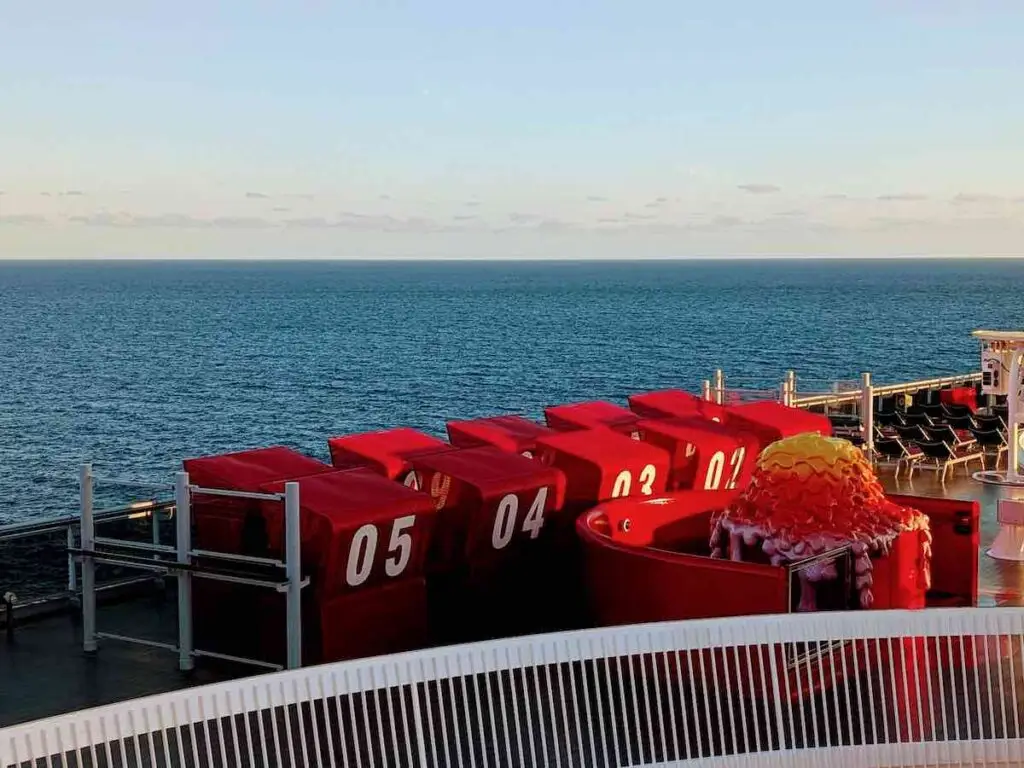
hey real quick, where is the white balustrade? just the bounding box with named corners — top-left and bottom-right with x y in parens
top-left (3, 607), bottom-right (1024, 767)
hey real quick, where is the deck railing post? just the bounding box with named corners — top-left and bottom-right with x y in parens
top-left (80, 463), bottom-right (97, 653)
top-left (861, 372), bottom-right (875, 458)
top-left (701, 379), bottom-right (712, 401)
top-left (284, 481), bottom-right (302, 670)
top-left (175, 471), bottom-right (195, 672)
top-left (713, 369), bottom-right (725, 405)
top-left (1009, 352), bottom-right (1022, 482)
top-left (786, 370), bottom-right (796, 403)
top-left (67, 525), bottom-right (77, 596)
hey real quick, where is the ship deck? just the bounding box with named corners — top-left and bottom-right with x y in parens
top-left (1, 467), bottom-right (1022, 732)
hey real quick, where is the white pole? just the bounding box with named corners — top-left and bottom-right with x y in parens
top-left (861, 372), bottom-right (875, 458)
top-left (175, 471), bottom-right (194, 672)
top-left (1009, 352), bottom-right (1021, 483)
top-left (701, 380), bottom-right (712, 401)
top-left (80, 463), bottom-right (96, 653)
top-left (786, 370), bottom-right (796, 401)
top-left (780, 378), bottom-right (791, 407)
top-left (713, 369), bottom-right (725, 405)
top-left (284, 481), bottom-right (302, 670)
top-left (67, 525), bottom-right (77, 595)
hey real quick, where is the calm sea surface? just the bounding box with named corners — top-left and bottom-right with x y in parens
top-left (0, 258), bottom-right (1020, 522)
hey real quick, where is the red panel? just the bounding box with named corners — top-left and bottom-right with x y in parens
top-left (318, 577), bottom-right (430, 662)
top-left (628, 389), bottom-right (728, 423)
top-left (183, 446), bottom-right (334, 553)
top-left (406, 446), bottom-right (566, 570)
top-left (637, 417), bottom-right (759, 492)
top-left (595, 489), bottom-right (741, 549)
top-left (534, 428), bottom-right (670, 511)
top-left (724, 401), bottom-right (832, 450)
top-left (888, 493), bottom-right (979, 606)
top-left (544, 400), bottom-right (641, 437)
top-left (871, 530), bottom-right (928, 610)
top-left (260, 469), bottom-right (437, 598)
top-left (327, 428), bottom-right (450, 480)
top-left (939, 386), bottom-right (978, 412)
top-left (445, 415), bottom-right (556, 458)
top-left (576, 510), bottom-right (789, 626)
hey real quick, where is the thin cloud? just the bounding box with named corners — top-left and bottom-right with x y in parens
top-left (379, 194), bottom-right (392, 201)
top-left (877, 193), bottom-right (928, 201)
top-left (39, 192), bottom-right (52, 197)
top-left (61, 190), bottom-right (86, 197)
top-left (286, 193), bottom-right (316, 201)
top-left (0, 214), bottom-right (47, 225)
top-left (283, 217), bottom-right (334, 228)
top-left (464, 201), bottom-right (481, 208)
top-left (245, 192), bottom-right (270, 199)
top-left (711, 215), bottom-right (744, 228)
top-left (452, 214), bottom-right (478, 221)
top-left (623, 212), bottom-right (658, 221)
top-left (272, 206), bottom-right (291, 213)
top-left (953, 193), bottom-right (1002, 204)
top-left (738, 184), bottom-right (781, 195)
top-left (822, 194), bottom-right (850, 200)
top-left (586, 196), bottom-right (608, 202)
top-left (644, 197), bottom-right (669, 209)
top-left (508, 212), bottom-right (543, 224)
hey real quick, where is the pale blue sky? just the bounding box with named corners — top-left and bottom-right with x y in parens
top-left (2, 1), bottom-right (1023, 258)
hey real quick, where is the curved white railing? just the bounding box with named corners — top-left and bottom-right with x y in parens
top-left (3, 607), bottom-right (1024, 767)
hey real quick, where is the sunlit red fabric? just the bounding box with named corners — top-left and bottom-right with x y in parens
top-left (711, 433), bottom-right (931, 608)
top-left (327, 428), bottom-right (450, 479)
top-left (446, 415), bottom-right (556, 456)
top-left (544, 401), bottom-right (641, 436)
top-left (628, 389), bottom-right (728, 423)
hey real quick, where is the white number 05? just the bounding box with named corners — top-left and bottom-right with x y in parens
top-left (345, 515), bottom-right (416, 588)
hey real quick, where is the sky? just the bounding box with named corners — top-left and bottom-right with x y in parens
top-left (1, 1), bottom-right (1023, 259)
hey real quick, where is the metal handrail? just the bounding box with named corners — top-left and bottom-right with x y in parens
top-left (792, 372), bottom-right (981, 409)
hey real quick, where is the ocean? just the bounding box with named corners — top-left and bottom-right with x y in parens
top-left (0, 258), bottom-right (1019, 522)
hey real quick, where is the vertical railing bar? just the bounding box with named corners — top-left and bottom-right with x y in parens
top-left (635, 637), bottom-right (656, 763)
top-left (476, 650), bottom-right (494, 768)
top-left (576, 640), bottom-right (598, 768)
top-left (564, 639), bottom-right (587, 767)
top-left (875, 637), bottom-right (891, 745)
top-left (174, 471), bottom-right (194, 671)
top-left (814, 638), bottom-right (831, 747)
top-left (663, 642), bottom-right (681, 761)
top-left (824, 639), bottom-right (841, 748)
top-left (493, 648), bottom-right (514, 768)
top-left (803, 639), bottom-right (819, 748)
top-left (517, 645), bottom-right (537, 768)
top-left (80, 463), bottom-right (97, 654)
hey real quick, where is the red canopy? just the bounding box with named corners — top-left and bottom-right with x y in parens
top-left (628, 389), bottom-right (728, 423)
top-left (327, 428), bottom-right (450, 480)
top-left (725, 401), bottom-right (832, 450)
top-left (535, 428), bottom-right (670, 505)
top-left (544, 400), bottom-right (641, 436)
top-left (638, 417), bottom-right (759, 492)
top-left (446, 415), bottom-right (556, 456)
top-left (183, 446), bottom-right (332, 490)
top-left (261, 468), bottom-right (437, 597)
top-left (408, 446), bottom-right (566, 565)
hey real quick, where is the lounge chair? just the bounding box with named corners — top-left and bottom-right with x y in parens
top-left (915, 439), bottom-right (986, 483)
top-left (874, 437), bottom-right (925, 479)
top-left (971, 426), bottom-right (1008, 469)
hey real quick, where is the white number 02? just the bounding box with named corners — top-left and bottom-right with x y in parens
top-left (610, 464), bottom-right (658, 498)
top-left (491, 487), bottom-right (549, 550)
top-left (703, 447), bottom-right (747, 491)
top-left (345, 515), bottom-right (416, 587)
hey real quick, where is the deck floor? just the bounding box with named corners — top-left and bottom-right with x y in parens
top-left (2, 465), bottom-right (1024, 731)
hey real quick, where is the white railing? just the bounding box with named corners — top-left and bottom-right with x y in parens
top-left (4, 607), bottom-right (1024, 767)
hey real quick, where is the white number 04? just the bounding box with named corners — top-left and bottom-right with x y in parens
top-left (610, 464), bottom-right (658, 498)
top-left (703, 447), bottom-right (747, 491)
top-left (491, 487), bottom-right (549, 550)
top-left (345, 515), bottom-right (416, 588)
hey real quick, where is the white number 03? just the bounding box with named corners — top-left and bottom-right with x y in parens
top-left (610, 464), bottom-right (658, 498)
top-left (345, 515), bottom-right (416, 588)
top-left (491, 487), bottom-right (549, 550)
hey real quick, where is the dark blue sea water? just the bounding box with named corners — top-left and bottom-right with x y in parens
top-left (0, 258), bottom-right (1019, 522)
